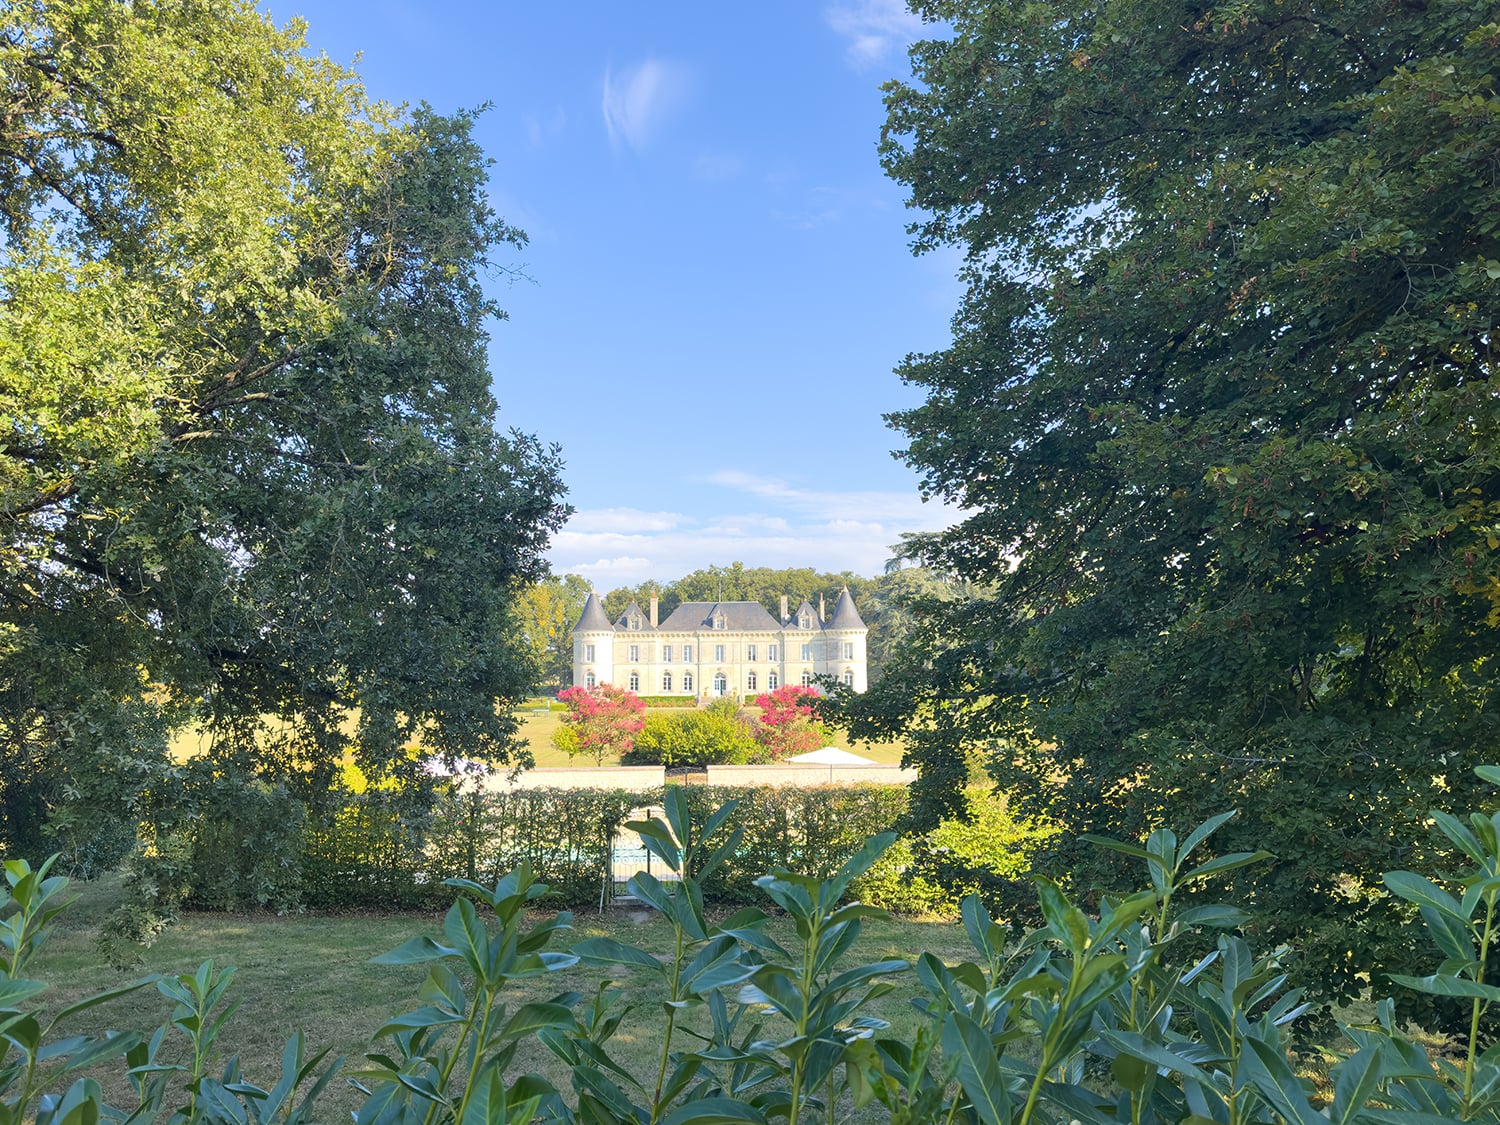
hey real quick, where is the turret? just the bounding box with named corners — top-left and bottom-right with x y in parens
top-left (571, 591), bottom-right (614, 688)
top-left (824, 587), bottom-right (868, 692)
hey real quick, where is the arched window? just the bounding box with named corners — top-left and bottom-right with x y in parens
top-left (585, 671), bottom-right (596, 688)
top-left (843, 669), bottom-right (854, 687)
top-left (801, 671), bottom-right (813, 688)
top-left (713, 673), bottom-right (727, 696)
top-left (662, 671), bottom-right (673, 692)
top-left (683, 672), bottom-right (694, 693)
top-left (768, 671), bottom-right (779, 690)
top-left (628, 671), bottom-right (640, 692)
top-left (746, 671), bottom-right (758, 691)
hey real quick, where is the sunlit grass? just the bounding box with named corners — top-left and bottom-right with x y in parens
top-left (33, 872), bottom-right (966, 1120)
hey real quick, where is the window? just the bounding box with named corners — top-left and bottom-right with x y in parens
top-left (768, 645), bottom-right (778, 661)
top-left (585, 644), bottom-right (595, 662)
top-left (683, 672), bottom-right (694, 693)
top-left (801, 671), bottom-right (813, 688)
top-left (747, 643), bottom-right (757, 661)
top-left (585, 671), bottom-right (596, 688)
top-left (747, 671), bottom-right (758, 691)
top-left (843, 670), bottom-right (854, 687)
top-left (662, 671), bottom-right (673, 692)
top-left (801, 643), bottom-right (812, 662)
top-left (662, 645), bottom-right (672, 662)
top-left (713, 673), bottom-right (727, 696)
top-left (714, 644), bottom-right (725, 662)
top-left (713, 613), bottom-right (726, 630)
top-left (683, 645), bottom-right (692, 662)
top-left (628, 671), bottom-right (640, 692)
top-left (799, 612), bottom-right (812, 629)
top-left (629, 644), bottom-right (639, 662)
top-left (768, 671), bottom-right (779, 690)
top-left (843, 642), bottom-right (853, 660)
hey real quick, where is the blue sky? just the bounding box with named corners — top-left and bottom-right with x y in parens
top-left (277, 0), bottom-right (962, 586)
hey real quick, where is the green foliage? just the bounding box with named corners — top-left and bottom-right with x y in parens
top-left (0, 0), bottom-right (565, 855)
top-left (625, 701), bottom-right (762, 767)
top-left (24, 773), bottom-right (1500, 1122)
top-left (301, 787), bottom-right (641, 909)
top-left (518, 575), bottom-right (594, 690)
top-left (857, 787), bottom-right (1059, 919)
top-left (859, 0), bottom-right (1500, 1010)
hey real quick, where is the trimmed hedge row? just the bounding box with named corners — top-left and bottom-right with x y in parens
top-left (123, 776), bottom-right (1053, 920)
top-left (301, 787), bottom-right (639, 909)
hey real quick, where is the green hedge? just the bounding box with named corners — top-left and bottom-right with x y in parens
top-left (301, 786), bottom-right (649, 909)
top-left (634, 695), bottom-right (698, 708)
top-left (126, 774), bottom-right (1055, 920)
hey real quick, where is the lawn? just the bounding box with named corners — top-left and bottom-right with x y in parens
top-left (172, 701), bottom-right (908, 770)
top-left (32, 873), bottom-right (972, 1121)
top-left (517, 701), bottom-right (908, 768)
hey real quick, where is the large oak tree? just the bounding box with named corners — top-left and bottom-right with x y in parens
top-left (856, 0), bottom-right (1500, 1007)
top-left (0, 0), bottom-right (565, 856)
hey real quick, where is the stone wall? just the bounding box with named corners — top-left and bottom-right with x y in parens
top-left (700, 764), bottom-right (917, 788)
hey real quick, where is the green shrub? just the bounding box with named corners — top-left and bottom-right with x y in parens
top-left (624, 700), bottom-right (760, 766)
top-left (21, 772), bottom-right (1500, 1125)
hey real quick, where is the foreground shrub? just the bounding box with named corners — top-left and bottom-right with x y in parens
top-left (14, 770), bottom-right (1500, 1122)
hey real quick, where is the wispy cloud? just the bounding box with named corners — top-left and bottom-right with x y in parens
top-left (524, 105), bottom-right (566, 147)
top-left (601, 58), bottom-right (689, 152)
top-left (548, 477), bottom-right (957, 587)
top-left (692, 152), bottom-right (745, 182)
top-left (824, 0), bottom-right (925, 68)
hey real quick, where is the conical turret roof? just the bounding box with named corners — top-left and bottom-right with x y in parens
top-left (572, 591), bottom-right (612, 633)
top-left (827, 586), bottom-right (866, 630)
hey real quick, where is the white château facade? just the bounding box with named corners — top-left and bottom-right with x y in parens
top-left (570, 589), bottom-right (868, 699)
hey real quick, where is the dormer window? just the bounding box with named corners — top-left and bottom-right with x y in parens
top-left (712, 613), bottom-right (725, 630)
top-left (799, 612), bottom-right (812, 630)
top-left (628, 614), bottom-right (642, 631)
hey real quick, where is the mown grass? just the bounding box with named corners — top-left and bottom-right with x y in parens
top-left (32, 873), bottom-right (971, 1120)
top-left (172, 701), bottom-right (907, 771)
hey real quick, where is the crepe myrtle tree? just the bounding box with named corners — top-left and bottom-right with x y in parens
top-left (753, 685), bottom-right (826, 761)
top-left (554, 685), bottom-right (646, 766)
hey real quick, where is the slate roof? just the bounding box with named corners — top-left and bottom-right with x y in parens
top-left (615, 601), bottom-right (651, 631)
top-left (656, 600), bottom-right (782, 632)
top-left (826, 587), bottom-right (866, 630)
top-left (571, 591), bottom-right (612, 633)
top-left (786, 599), bottom-right (822, 630)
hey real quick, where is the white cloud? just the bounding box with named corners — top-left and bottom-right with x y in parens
top-left (601, 59), bottom-right (689, 152)
top-left (548, 472), bottom-right (958, 587)
top-left (565, 508), bottom-right (687, 534)
top-left (824, 0), bottom-right (925, 68)
top-left (706, 470), bottom-right (943, 523)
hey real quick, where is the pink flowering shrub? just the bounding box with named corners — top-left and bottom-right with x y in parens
top-left (751, 685), bottom-right (826, 760)
top-left (554, 684), bottom-right (646, 765)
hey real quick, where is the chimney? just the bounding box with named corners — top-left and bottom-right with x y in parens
top-left (649, 596), bottom-right (658, 628)
top-left (780, 594), bottom-right (789, 622)
top-left (819, 593), bottom-right (826, 621)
